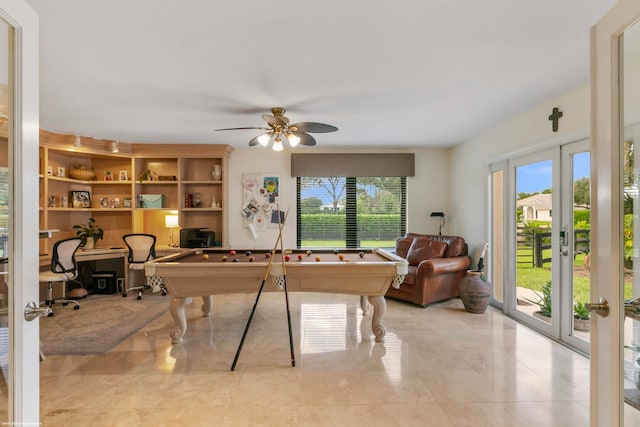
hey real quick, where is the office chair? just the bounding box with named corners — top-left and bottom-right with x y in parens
top-left (122, 233), bottom-right (167, 300)
top-left (39, 237), bottom-right (82, 315)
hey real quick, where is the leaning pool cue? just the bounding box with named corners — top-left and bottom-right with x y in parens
top-left (230, 210), bottom-right (290, 371)
top-left (276, 206), bottom-right (296, 367)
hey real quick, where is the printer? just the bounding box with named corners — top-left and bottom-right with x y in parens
top-left (179, 228), bottom-right (215, 248)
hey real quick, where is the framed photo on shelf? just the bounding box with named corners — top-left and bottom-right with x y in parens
top-left (105, 170), bottom-right (114, 181)
top-left (123, 197), bottom-right (132, 208)
top-left (57, 166), bottom-right (65, 177)
top-left (71, 191), bottom-right (91, 208)
top-left (119, 170), bottom-right (128, 181)
top-left (100, 197), bottom-right (109, 208)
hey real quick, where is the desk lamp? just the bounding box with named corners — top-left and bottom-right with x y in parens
top-left (165, 214), bottom-right (179, 247)
top-left (430, 212), bottom-right (445, 235)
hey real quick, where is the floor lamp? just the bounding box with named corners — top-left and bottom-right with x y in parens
top-left (165, 214), bottom-right (179, 247)
top-left (430, 212), bottom-right (445, 235)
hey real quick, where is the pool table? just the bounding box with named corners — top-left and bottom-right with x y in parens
top-left (145, 248), bottom-right (408, 343)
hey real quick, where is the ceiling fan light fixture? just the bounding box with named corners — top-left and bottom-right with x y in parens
top-left (287, 132), bottom-right (300, 147)
top-left (272, 138), bottom-right (284, 152)
top-left (257, 132), bottom-right (271, 147)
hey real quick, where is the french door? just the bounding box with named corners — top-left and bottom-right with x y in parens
top-left (0, 0), bottom-right (40, 424)
top-left (495, 139), bottom-right (591, 353)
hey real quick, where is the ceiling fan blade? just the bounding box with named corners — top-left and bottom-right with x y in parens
top-left (248, 135), bottom-right (262, 146)
top-left (214, 127), bottom-right (269, 131)
top-left (292, 122), bottom-right (338, 133)
top-left (295, 132), bottom-right (316, 146)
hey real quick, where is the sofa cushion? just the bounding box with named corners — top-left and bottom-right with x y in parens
top-left (444, 237), bottom-right (466, 258)
top-left (406, 238), bottom-right (447, 266)
top-left (395, 237), bottom-right (414, 259)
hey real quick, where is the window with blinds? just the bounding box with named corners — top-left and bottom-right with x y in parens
top-left (296, 176), bottom-right (406, 249)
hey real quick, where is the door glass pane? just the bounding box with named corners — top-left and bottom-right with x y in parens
top-left (571, 151), bottom-right (591, 342)
top-left (623, 20), bottom-right (640, 418)
top-left (515, 160), bottom-right (553, 324)
top-left (491, 169), bottom-right (504, 304)
top-left (0, 16), bottom-right (9, 421)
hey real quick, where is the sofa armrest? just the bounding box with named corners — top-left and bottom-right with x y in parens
top-left (416, 256), bottom-right (471, 276)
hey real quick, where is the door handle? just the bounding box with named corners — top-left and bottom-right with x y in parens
top-left (625, 297), bottom-right (640, 316)
top-left (586, 298), bottom-right (609, 317)
top-left (24, 301), bottom-right (51, 321)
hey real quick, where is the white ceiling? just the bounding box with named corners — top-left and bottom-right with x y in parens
top-left (24, 0), bottom-right (617, 150)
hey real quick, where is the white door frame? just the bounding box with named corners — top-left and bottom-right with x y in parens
top-left (591, 1), bottom-right (640, 425)
top-left (0, 0), bottom-right (39, 423)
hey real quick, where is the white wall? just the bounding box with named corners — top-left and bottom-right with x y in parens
top-left (226, 147), bottom-right (450, 249)
top-left (449, 83), bottom-right (592, 259)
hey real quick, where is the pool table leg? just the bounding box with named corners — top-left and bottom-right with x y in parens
top-left (201, 295), bottom-right (213, 317)
top-left (367, 295), bottom-right (387, 342)
top-left (360, 295), bottom-right (372, 315)
top-left (170, 297), bottom-right (188, 344)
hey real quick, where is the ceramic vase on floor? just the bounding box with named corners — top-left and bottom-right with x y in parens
top-left (459, 270), bottom-right (491, 313)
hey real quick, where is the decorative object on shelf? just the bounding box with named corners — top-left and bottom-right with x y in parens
top-left (48, 195), bottom-right (56, 208)
top-left (184, 193), bottom-right (192, 208)
top-left (57, 166), bottom-right (66, 178)
top-left (60, 196), bottom-right (68, 208)
top-left (47, 166), bottom-right (53, 175)
top-left (69, 165), bottom-right (94, 180)
top-left (139, 194), bottom-right (164, 208)
top-left (71, 190), bottom-right (91, 208)
top-left (73, 217), bottom-right (104, 249)
top-left (192, 193), bottom-right (201, 207)
top-left (105, 170), bottom-right (113, 181)
top-left (211, 197), bottom-right (220, 208)
top-left (215, 107), bottom-right (338, 151)
top-left (158, 175), bottom-right (176, 181)
top-left (165, 214), bottom-right (179, 247)
top-left (119, 170), bottom-right (128, 181)
top-left (138, 169), bottom-right (158, 182)
top-left (212, 164), bottom-right (222, 180)
top-left (123, 197), bottom-right (132, 208)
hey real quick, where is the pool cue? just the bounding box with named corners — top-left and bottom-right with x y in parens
top-left (276, 206), bottom-right (296, 367)
top-left (230, 210), bottom-right (290, 371)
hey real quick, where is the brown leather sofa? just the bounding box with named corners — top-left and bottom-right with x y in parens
top-left (385, 233), bottom-right (471, 307)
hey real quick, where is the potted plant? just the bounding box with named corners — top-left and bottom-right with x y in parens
top-left (573, 301), bottom-right (591, 331)
top-left (523, 280), bottom-right (552, 320)
top-left (73, 217), bottom-right (104, 249)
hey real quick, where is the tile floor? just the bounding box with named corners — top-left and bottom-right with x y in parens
top-left (38, 292), bottom-right (640, 426)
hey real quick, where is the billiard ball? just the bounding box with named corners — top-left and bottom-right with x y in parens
top-left (221, 256), bottom-right (228, 262)
top-left (315, 256), bottom-right (321, 262)
top-left (284, 255), bottom-right (290, 261)
top-left (358, 251), bottom-right (365, 258)
top-left (233, 258), bottom-right (239, 262)
top-left (245, 250), bottom-right (252, 256)
top-left (230, 250), bottom-right (236, 255)
top-left (249, 256), bottom-right (255, 262)
top-left (265, 252), bottom-right (271, 258)
top-left (306, 250), bottom-right (312, 256)
top-left (202, 254), bottom-right (209, 260)
top-left (297, 254), bottom-right (303, 261)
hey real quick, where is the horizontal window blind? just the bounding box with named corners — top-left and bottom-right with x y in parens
top-left (297, 176), bottom-right (406, 249)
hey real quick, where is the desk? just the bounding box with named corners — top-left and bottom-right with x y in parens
top-left (145, 248), bottom-right (408, 344)
top-left (39, 247), bottom-right (129, 296)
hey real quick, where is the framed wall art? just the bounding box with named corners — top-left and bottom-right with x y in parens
top-left (71, 190), bottom-right (91, 208)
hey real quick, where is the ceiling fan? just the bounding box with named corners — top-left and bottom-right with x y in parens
top-left (215, 107), bottom-right (338, 151)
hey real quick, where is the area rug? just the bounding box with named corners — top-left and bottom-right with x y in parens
top-left (40, 293), bottom-right (170, 355)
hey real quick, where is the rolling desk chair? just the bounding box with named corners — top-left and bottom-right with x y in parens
top-left (39, 237), bottom-right (82, 315)
top-left (122, 233), bottom-right (167, 300)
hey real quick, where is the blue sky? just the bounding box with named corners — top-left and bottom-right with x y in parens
top-left (516, 152), bottom-right (590, 194)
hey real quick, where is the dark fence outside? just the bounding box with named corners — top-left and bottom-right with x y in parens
top-left (517, 227), bottom-right (590, 268)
